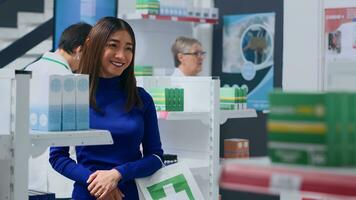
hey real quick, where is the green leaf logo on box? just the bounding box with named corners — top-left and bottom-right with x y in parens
top-left (146, 174), bottom-right (195, 200)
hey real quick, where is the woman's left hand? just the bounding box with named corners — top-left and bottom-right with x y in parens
top-left (87, 169), bottom-right (122, 199)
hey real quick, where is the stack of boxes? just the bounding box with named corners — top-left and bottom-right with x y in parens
top-left (220, 87), bottom-right (247, 110)
top-left (148, 88), bottom-right (184, 111)
top-left (135, 0), bottom-right (160, 15)
top-left (224, 138), bottom-right (249, 158)
top-left (134, 65), bottom-right (153, 76)
top-left (159, 0), bottom-right (218, 19)
top-left (135, 0), bottom-right (219, 19)
top-left (30, 74), bottom-right (89, 132)
top-left (268, 90), bottom-right (356, 166)
top-left (159, 0), bottom-right (190, 16)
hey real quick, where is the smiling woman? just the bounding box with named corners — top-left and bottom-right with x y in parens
top-left (100, 30), bottom-right (134, 78)
top-left (48, 17), bottom-right (164, 200)
top-left (79, 17), bottom-right (138, 111)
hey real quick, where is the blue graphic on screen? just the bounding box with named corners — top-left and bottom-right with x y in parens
top-left (54, 0), bottom-right (116, 49)
top-left (222, 12), bottom-right (275, 111)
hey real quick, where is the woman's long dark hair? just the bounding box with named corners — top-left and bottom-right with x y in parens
top-left (78, 17), bottom-right (142, 112)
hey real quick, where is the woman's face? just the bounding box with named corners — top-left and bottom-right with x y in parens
top-left (100, 30), bottom-right (133, 78)
top-left (180, 43), bottom-right (204, 76)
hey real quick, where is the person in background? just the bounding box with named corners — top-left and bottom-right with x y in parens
top-left (26, 22), bottom-right (92, 74)
top-left (26, 22), bottom-right (92, 198)
top-left (171, 36), bottom-right (206, 76)
top-left (49, 17), bottom-right (164, 200)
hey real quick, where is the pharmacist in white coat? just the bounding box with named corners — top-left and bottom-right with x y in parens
top-left (171, 36), bottom-right (206, 76)
top-left (26, 22), bottom-right (92, 198)
top-left (26, 22), bottom-right (92, 74)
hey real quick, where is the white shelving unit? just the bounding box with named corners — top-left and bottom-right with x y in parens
top-left (141, 77), bottom-right (258, 199)
top-left (158, 109), bottom-right (257, 126)
top-left (180, 158), bottom-right (210, 170)
top-left (219, 157), bottom-right (356, 200)
top-left (30, 129), bottom-right (113, 157)
top-left (220, 109), bottom-right (257, 125)
top-left (138, 76), bottom-right (220, 200)
top-left (0, 135), bottom-right (11, 160)
top-left (0, 70), bottom-right (113, 200)
top-left (157, 111), bottom-right (211, 125)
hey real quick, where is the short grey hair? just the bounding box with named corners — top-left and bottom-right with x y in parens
top-left (171, 36), bottom-right (201, 68)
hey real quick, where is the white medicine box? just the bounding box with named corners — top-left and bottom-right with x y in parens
top-left (30, 75), bottom-right (62, 131)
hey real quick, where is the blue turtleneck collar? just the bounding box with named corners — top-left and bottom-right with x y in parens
top-left (98, 76), bottom-right (123, 90)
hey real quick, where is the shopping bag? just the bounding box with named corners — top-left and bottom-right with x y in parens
top-left (136, 162), bottom-right (204, 200)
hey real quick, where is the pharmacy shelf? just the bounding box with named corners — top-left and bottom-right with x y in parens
top-left (219, 158), bottom-right (356, 199)
top-left (179, 157), bottom-right (209, 169)
top-left (119, 13), bottom-right (218, 24)
top-left (0, 135), bottom-right (11, 159)
top-left (148, 77), bottom-right (220, 200)
top-left (157, 111), bottom-right (210, 125)
top-left (220, 109), bottom-right (257, 124)
top-left (30, 129), bottom-right (113, 157)
top-left (0, 69), bottom-right (15, 78)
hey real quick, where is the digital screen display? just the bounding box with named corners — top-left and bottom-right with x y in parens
top-left (53, 0), bottom-right (117, 49)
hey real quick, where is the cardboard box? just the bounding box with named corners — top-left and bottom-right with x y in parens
top-left (224, 138), bottom-right (249, 158)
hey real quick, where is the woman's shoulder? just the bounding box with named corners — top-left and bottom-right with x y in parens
top-left (137, 87), bottom-right (153, 103)
top-left (137, 87), bottom-right (155, 112)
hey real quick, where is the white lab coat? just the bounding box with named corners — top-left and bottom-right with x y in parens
top-left (26, 51), bottom-right (72, 76)
top-left (171, 68), bottom-right (186, 76)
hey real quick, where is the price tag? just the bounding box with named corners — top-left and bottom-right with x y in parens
top-left (171, 16), bottom-right (178, 21)
top-left (148, 15), bottom-right (156, 20)
top-left (200, 19), bottom-right (206, 23)
top-left (269, 173), bottom-right (302, 193)
top-left (157, 111), bottom-right (169, 119)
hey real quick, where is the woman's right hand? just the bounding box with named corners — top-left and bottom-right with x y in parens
top-left (98, 188), bottom-right (125, 200)
top-left (87, 169), bottom-right (122, 199)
